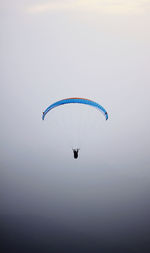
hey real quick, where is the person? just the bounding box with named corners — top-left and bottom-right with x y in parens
top-left (72, 149), bottom-right (80, 159)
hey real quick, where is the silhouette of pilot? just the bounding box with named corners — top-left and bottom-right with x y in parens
top-left (72, 149), bottom-right (80, 159)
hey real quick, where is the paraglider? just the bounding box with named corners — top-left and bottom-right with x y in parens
top-left (72, 149), bottom-right (80, 159)
top-left (42, 97), bottom-right (108, 121)
top-left (42, 97), bottom-right (108, 159)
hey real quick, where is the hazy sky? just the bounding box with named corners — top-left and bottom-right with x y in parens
top-left (1, 1), bottom-right (150, 252)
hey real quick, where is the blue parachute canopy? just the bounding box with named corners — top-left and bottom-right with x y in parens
top-left (42, 97), bottom-right (108, 120)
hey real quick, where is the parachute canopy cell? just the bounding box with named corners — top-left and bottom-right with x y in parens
top-left (42, 97), bottom-right (108, 120)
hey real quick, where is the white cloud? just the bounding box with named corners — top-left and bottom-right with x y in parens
top-left (26, 0), bottom-right (150, 14)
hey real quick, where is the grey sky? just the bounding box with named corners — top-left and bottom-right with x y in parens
top-left (1, 1), bottom-right (150, 252)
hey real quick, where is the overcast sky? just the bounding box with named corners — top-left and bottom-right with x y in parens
top-left (1, 1), bottom-right (150, 252)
